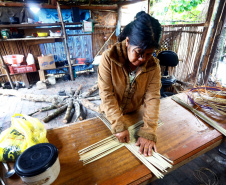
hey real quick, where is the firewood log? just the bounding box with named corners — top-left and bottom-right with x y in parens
top-left (68, 107), bottom-right (75, 123)
top-left (86, 96), bottom-right (101, 101)
top-left (63, 99), bottom-right (74, 123)
top-left (74, 100), bottom-right (81, 122)
top-left (74, 84), bottom-right (82, 98)
top-left (0, 89), bottom-right (68, 103)
top-left (28, 104), bottom-right (65, 116)
top-left (80, 84), bottom-right (98, 98)
top-left (42, 104), bottom-right (68, 123)
top-left (79, 98), bottom-right (99, 113)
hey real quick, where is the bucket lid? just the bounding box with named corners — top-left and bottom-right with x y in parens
top-left (15, 143), bottom-right (58, 177)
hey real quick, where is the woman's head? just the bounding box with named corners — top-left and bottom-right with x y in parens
top-left (118, 11), bottom-right (162, 66)
top-left (118, 11), bottom-right (162, 50)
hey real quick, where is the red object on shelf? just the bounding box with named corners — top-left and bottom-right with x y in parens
top-left (8, 64), bottom-right (37, 74)
top-left (77, 58), bottom-right (86, 64)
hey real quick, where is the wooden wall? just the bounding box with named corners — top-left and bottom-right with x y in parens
top-left (91, 10), bottom-right (118, 57)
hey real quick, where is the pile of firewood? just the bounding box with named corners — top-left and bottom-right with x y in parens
top-left (38, 84), bottom-right (100, 124)
top-left (0, 83), bottom-right (101, 124)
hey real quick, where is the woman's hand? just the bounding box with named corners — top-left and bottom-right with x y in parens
top-left (115, 130), bottom-right (130, 143)
top-left (136, 137), bottom-right (157, 156)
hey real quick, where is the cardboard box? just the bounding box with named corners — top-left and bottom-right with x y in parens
top-left (38, 55), bottom-right (56, 70)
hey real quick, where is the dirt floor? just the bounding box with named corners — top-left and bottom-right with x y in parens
top-left (0, 72), bottom-right (99, 132)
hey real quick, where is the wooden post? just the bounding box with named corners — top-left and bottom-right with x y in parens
top-left (0, 54), bottom-right (14, 89)
top-left (21, 73), bottom-right (30, 88)
top-left (189, 0), bottom-right (216, 84)
top-left (57, 2), bottom-right (74, 81)
top-left (38, 70), bottom-right (47, 81)
top-left (147, 0), bottom-right (150, 14)
top-left (203, 0), bottom-right (226, 84)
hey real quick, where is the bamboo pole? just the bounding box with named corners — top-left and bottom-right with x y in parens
top-left (57, 2), bottom-right (74, 81)
top-left (93, 29), bottom-right (116, 59)
top-left (190, 0), bottom-right (216, 84)
top-left (203, 0), bottom-right (226, 84)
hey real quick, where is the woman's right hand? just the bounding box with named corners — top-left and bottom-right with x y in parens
top-left (114, 130), bottom-right (130, 143)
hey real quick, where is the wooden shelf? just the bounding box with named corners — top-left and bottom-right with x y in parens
top-left (42, 64), bottom-right (87, 70)
top-left (0, 36), bottom-right (64, 41)
top-left (0, 22), bottom-right (82, 29)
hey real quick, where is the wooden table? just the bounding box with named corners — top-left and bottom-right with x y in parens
top-left (1, 95), bottom-right (225, 185)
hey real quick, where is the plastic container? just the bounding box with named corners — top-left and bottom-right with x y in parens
top-left (1, 29), bottom-right (10, 39)
top-left (3, 55), bottom-right (24, 65)
top-left (26, 53), bottom-right (35, 65)
top-left (47, 75), bottom-right (56, 85)
top-left (37, 32), bottom-right (48, 37)
top-left (77, 58), bottom-right (86, 64)
top-left (8, 64), bottom-right (36, 74)
top-left (15, 143), bottom-right (60, 185)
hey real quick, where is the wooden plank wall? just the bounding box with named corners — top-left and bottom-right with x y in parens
top-left (91, 10), bottom-right (118, 57)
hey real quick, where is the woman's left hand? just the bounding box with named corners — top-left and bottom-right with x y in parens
top-left (135, 137), bottom-right (157, 157)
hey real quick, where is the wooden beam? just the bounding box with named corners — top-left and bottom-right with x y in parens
top-left (0, 54), bottom-right (14, 89)
top-left (189, 0), bottom-right (216, 84)
top-left (162, 23), bottom-right (205, 27)
top-left (203, 0), bottom-right (226, 84)
top-left (57, 2), bottom-right (74, 81)
top-left (147, 0), bottom-right (150, 14)
top-left (118, 0), bottom-right (146, 6)
top-left (0, 2), bottom-right (118, 10)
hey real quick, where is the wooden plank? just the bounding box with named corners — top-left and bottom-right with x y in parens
top-left (162, 23), bottom-right (205, 27)
top-left (1, 94), bottom-right (224, 185)
top-left (0, 23), bottom-right (62, 29)
top-left (0, 37), bottom-right (63, 42)
top-left (0, 2), bottom-right (118, 10)
top-left (21, 74), bottom-right (29, 88)
top-left (38, 70), bottom-right (47, 81)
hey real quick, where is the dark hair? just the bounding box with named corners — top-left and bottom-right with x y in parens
top-left (118, 11), bottom-right (162, 49)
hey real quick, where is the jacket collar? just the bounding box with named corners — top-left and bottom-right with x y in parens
top-left (108, 40), bottom-right (159, 72)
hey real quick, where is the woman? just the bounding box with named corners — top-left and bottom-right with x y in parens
top-left (98, 11), bottom-right (162, 157)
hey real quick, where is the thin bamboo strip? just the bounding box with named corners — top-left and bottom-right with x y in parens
top-left (80, 141), bottom-right (121, 161)
top-left (154, 152), bottom-right (174, 164)
top-left (171, 95), bottom-right (226, 136)
top-left (125, 144), bottom-right (164, 179)
top-left (78, 135), bottom-right (116, 154)
top-left (81, 142), bottom-right (120, 159)
top-left (83, 145), bottom-right (124, 165)
top-left (82, 143), bottom-right (122, 163)
top-left (199, 94), bottom-right (226, 104)
top-left (79, 115), bottom-right (173, 179)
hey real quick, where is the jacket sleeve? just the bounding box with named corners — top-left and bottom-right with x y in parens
top-left (137, 63), bottom-right (161, 143)
top-left (98, 52), bottom-right (128, 134)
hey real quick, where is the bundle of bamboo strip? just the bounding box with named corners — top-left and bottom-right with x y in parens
top-left (172, 95), bottom-right (226, 136)
top-left (78, 115), bottom-right (173, 179)
top-left (187, 86), bottom-right (226, 116)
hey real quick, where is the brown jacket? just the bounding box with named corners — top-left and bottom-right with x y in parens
top-left (98, 40), bottom-right (161, 142)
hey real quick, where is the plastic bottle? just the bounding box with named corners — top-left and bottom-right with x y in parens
top-left (26, 53), bottom-right (35, 65)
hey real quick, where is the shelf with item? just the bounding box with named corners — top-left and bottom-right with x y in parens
top-left (3, 54), bottom-right (37, 75)
top-left (0, 22), bottom-right (83, 41)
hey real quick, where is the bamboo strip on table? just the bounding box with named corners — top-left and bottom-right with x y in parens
top-left (80, 115), bottom-right (173, 179)
top-left (171, 95), bottom-right (226, 136)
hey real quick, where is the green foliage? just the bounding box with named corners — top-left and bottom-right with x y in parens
top-left (170, 0), bottom-right (204, 14)
top-left (150, 0), bottom-right (207, 24)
